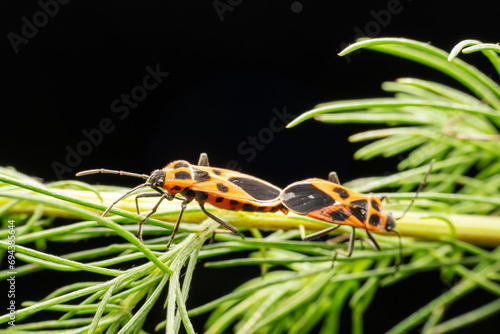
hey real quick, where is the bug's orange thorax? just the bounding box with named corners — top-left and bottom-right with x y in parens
top-left (161, 160), bottom-right (195, 194)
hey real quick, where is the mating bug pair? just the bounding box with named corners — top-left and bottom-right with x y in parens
top-left (77, 153), bottom-right (433, 258)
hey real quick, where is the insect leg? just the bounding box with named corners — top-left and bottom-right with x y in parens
top-left (334, 226), bottom-right (356, 258)
top-left (138, 191), bottom-right (189, 249)
top-left (198, 153), bottom-right (210, 166)
top-left (326, 233), bottom-right (352, 245)
top-left (356, 235), bottom-right (377, 251)
top-left (134, 190), bottom-right (172, 242)
top-left (328, 171), bottom-right (341, 185)
top-left (392, 229), bottom-right (403, 273)
top-left (300, 224), bottom-right (341, 241)
top-left (102, 183), bottom-right (151, 217)
top-left (165, 199), bottom-right (188, 250)
top-left (134, 189), bottom-right (168, 215)
top-left (199, 203), bottom-right (238, 234)
top-left (365, 229), bottom-right (381, 251)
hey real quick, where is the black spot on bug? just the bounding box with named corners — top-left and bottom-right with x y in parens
top-left (242, 203), bottom-right (257, 211)
top-left (371, 199), bottom-right (381, 212)
top-left (230, 200), bottom-right (239, 206)
top-left (350, 207), bottom-right (366, 223)
top-left (349, 199), bottom-right (368, 222)
top-left (228, 177), bottom-right (280, 201)
top-left (174, 162), bottom-right (189, 169)
top-left (182, 188), bottom-right (196, 198)
top-left (329, 208), bottom-right (350, 221)
top-left (350, 199), bottom-right (368, 210)
top-left (195, 191), bottom-right (208, 201)
top-left (333, 187), bottom-right (350, 200)
top-left (281, 183), bottom-right (335, 214)
top-left (174, 171), bottom-right (192, 180)
top-left (369, 214), bottom-right (381, 226)
top-left (171, 185), bottom-right (182, 191)
top-left (215, 197), bottom-right (224, 203)
top-left (217, 183), bottom-right (229, 193)
top-left (193, 168), bottom-right (211, 182)
top-left (212, 169), bottom-right (222, 175)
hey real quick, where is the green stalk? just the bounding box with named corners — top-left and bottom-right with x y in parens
top-left (287, 98), bottom-right (497, 128)
top-left (387, 247), bottom-right (500, 333)
top-left (88, 280), bottom-right (119, 334)
top-left (0, 190), bottom-right (173, 274)
top-left (338, 38), bottom-right (500, 108)
top-left (0, 241), bottom-right (122, 276)
top-left (429, 298), bottom-right (500, 333)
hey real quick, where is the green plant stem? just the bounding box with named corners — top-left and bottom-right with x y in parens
top-left (0, 241), bottom-right (122, 276)
top-left (175, 275), bottom-right (196, 334)
top-left (0, 179), bottom-right (173, 274)
top-left (387, 247), bottom-right (500, 333)
top-left (3, 174), bottom-right (500, 247)
top-left (429, 298), bottom-right (500, 333)
top-left (449, 40), bottom-right (500, 75)
top-left (0, 174), bottom-right (202, 230)
top-left (174, 248), bottom-right (199, 333)
top-left (118, 272), bottom-right (170, 334)
top-left (338, 37), bottom-right (500, 109)
top-left (287, 98), bottom-right (497, 128)
top-left (188, 268), bottom-right (328, 316)
top-left (88, 280), bottom-right (118, 334)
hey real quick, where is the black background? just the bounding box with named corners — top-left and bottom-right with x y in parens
top-left (3, 1), bottom-right (500, 333)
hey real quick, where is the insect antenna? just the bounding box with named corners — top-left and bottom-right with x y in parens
top-left (391, 228), bottom-right (403, 272)
top-left (76, 168), bottom-right (150, 180)
top-left (396, 159), bottom-right (435, 220)
top-left (76, 168), bottom-right (152, 216)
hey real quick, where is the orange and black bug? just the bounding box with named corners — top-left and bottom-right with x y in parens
top-left (280, 160), bottom-right (434, 260)
top-left (76, 153), bottom-right (287, 249)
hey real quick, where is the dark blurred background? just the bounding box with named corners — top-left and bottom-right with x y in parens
top-left (3, 1), bottom-right (499, 332)
top-left (4, 1), bottom-right (499, 186)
